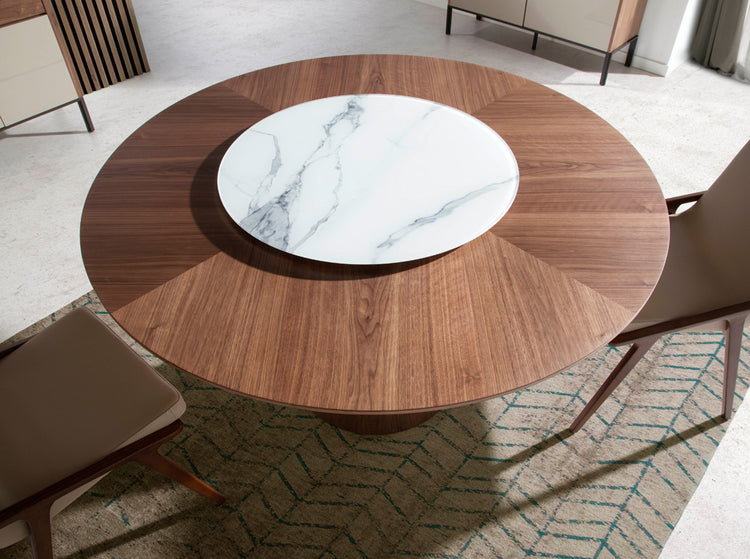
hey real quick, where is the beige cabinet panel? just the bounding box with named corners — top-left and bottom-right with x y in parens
top-left (450, 0), bottom-right (527, 26)
top-left (446, 0), bottom-right (647, 84)
top-left (524, 0), bottom-right (620, 51)
top-left (0, 15), bottom-right (77, 126)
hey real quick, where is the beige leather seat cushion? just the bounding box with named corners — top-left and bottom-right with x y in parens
top-left (0, 308), bottom-right (185, 547)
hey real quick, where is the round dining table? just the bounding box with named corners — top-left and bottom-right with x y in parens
top-left (80, 55), bottom-right (669, 434)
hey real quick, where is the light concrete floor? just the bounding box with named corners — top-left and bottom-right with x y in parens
top-left (1, 0), bottom-right (748, 556)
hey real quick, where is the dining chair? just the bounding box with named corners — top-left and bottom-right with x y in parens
top-left (0, 307), bottom-right (225, 559)
top-left (570, 140), bottom-right (750, 433)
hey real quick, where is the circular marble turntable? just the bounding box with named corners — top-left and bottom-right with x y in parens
top-left (217, 94), bottom-right (518, 264)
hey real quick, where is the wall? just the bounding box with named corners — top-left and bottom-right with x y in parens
top-left (634, 0), bottom-right (702, 75)
top-left (414, 0), bottom-right (703, 76)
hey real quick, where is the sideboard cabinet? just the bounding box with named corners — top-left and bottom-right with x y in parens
top-left (446, 0), bottom-right (649, 85)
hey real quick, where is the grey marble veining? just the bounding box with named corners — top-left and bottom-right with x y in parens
top-left (218, 94), bottom-right (519, 264)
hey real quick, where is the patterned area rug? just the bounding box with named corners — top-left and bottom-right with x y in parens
top-left (2, 292), bottom-right (748, 559)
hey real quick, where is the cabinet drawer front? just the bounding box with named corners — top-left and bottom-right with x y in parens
top-left (0, 16), bottom-right (77, 126)
top-left (0, 16), bottom-right (68, 78)
top-left (525, 0), bottom-right (619, 51)
top-left (450, 0), bottom-right (527, 27)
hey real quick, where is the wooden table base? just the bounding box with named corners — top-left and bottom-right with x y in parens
top-left (314, 411), bottom-right (438, 435)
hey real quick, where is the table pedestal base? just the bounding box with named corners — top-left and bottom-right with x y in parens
top-left (314, 410), bottom-right (438, 435)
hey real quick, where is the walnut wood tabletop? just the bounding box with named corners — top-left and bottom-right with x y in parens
top-left (80, 55), bottom-right (669, 434)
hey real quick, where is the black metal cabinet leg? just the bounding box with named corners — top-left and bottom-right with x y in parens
top-left (445, 6), bottom-right (453, 34)
top-left (77, 98), bottom-right (94, 132)
top-left (599, 52), bottom-right (612, 86)
top-left (476, 14), bottom-right (483, 21)
top-left (532, 31), bottom-right (539, 50)
top-left (625, 36), bottom-right (638, 67)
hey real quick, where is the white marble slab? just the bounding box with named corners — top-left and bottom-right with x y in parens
top-left (217, 94), bottom-right (518, 264)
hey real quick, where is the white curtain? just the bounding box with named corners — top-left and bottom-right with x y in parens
top-left (736, 8), bottom-right (750, 80)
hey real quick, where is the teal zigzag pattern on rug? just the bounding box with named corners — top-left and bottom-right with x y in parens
top-left (2, 291), bottom-right (748, 558)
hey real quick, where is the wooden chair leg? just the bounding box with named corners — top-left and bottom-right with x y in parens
top-left (722, 315), bottom-right (747, 419)
top-left (135, 448), bottom-right (225, 504)
top-left (570, 336), bottom-right (659, 433)
top-left (25, 505), bottom-right (54, 559)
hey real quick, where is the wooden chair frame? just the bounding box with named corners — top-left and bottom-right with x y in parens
top-left (0, 338), bottom-right (225, 559)
top-left (569, 192), bottom-right (750, 433)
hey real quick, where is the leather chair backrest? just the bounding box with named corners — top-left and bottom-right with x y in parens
top-left (677, 140), bottom-right (750, 304)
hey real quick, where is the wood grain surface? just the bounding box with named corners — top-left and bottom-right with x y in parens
top-left (610, 0), bottom-right (648, 52)
top-left (0, 0), bottom-right (44, 27)
top-left (80, 55), bottom-right (669, 416)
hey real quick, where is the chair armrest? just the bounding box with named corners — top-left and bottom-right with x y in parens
top-left (666, 191), bottom-right (705, 214)
top-left (0, 420), bottom-right (183, 529)
top-left (0, 337), bottom-right (31, 359)
top-left (611, 301), bottom-right (750, 346)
